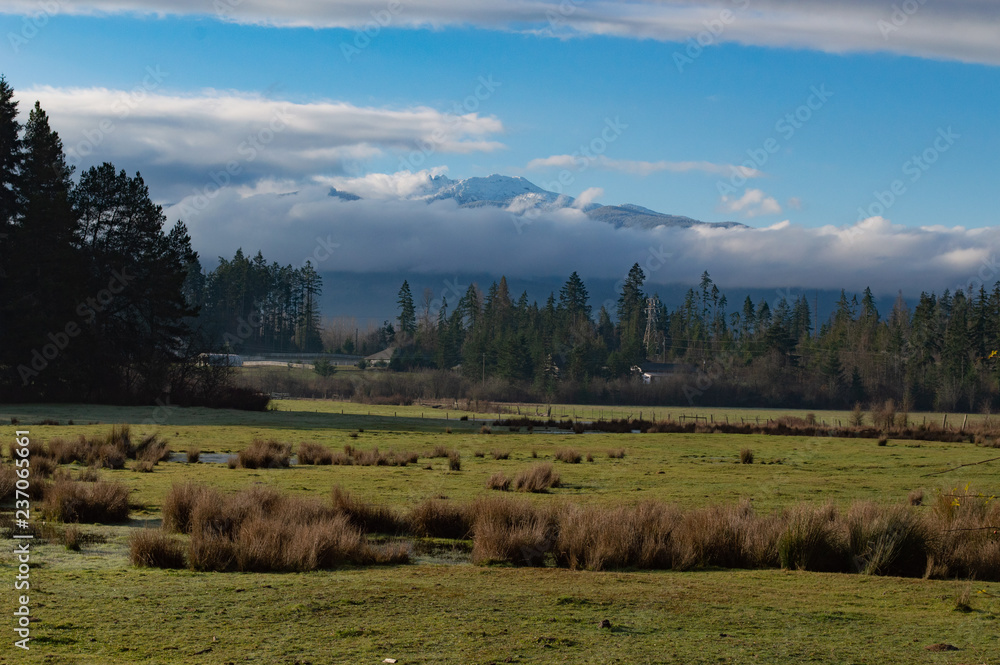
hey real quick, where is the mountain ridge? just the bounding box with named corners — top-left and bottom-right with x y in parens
top-left (330, 173), bottom-right (745, 231)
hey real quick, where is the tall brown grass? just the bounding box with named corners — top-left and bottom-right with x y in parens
top-left (469, 496), bottom-right (557, 566)
top-left (407, 499), bottom-right (470, 539)
top-left (554, 449), bottom-right (582, 464)
top-left (42, 479), bottom-right (130, 523)
top-left (486, 471), bottom-right (511, 491)
top-left (130, 530), bottom-right (186, 568)
top-left (156, 484), bottom-right (410, 572)
top-left (513, 463), bottom-right (561, 493)
top-left (233, 438), bottom-right (291, 469)
top-left (297, 442), bottom-right (334, 465)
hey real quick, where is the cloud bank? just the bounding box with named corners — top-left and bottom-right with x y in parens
top-left (166, 182), bottom-right (1000, 296)
top-left (3, 0), bottom-right (999, 65)
top-left (19, 86), bottom-right (504, 201)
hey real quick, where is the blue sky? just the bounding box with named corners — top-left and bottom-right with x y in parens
top-left (2, 1), bottom-right (999, 293)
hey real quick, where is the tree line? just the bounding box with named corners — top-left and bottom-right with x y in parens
top-left (0, 76), bottom-right (305, 405)
top-left (392, 268), bottom-right (1000, 411)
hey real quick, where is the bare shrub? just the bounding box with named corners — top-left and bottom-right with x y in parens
top-left (850, 402), bottom-right (865, 427)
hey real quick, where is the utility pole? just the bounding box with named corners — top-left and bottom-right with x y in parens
top-left (643, 296), bottom-right (659, 357)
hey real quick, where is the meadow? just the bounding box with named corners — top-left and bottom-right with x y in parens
top-left (2, 399), bottom-right (999, 664)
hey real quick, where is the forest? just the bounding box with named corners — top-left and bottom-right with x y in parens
top-left (4, 73), bottom-right (999, 412)
top-left (389, 267), bottom-right (1000, 411)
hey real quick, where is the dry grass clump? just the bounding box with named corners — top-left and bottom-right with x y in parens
top-left (448, 451), bottom-right (461, 471)
top-left (63, 525), bottom-right (82, 551)
top-left (908, 489), bottom-right (924, 506)
top-left (739, 448), bottom-right (754, 464)
top-left (430, 444), bottom-right (451, 458)
top-left (554, 448), bottom-right (582, 464)
top-left (480, 425), bottom-right (492, 435)
top-left (845, 502), bottom-right (929, 576)
top-left (162, 482), bottom-right (212, 533)
top-left (777, 504), bottom-right (845, 572)
top-left (186, 448), bottom-right (200, 464)
top-left (155, 484), bottom-right (410, 572)
top-left (514, 463), bottom-right (561, 493)
top-left (42, 479), bottom-right (130, 523)
top-left (0, 465), bottom-right (17, 501)
top-left (487, 471), bottom-right (511, 491)
top-left (297, 442), bottom-right (334, 465)
top-left (233, 438), bottom-right (291, 469)
top-left (407, 499), bottom-right (471, 539)
top-left (469, 495), bottom-right (557, 566)
top-left (129, 530), bottom-right (186, 568)
top-left (490, 449), bottom-right (510, 460)
top-left (555, 502), bottom-right (684, 571)
top-left (331, 486), bottom-right (407, 534)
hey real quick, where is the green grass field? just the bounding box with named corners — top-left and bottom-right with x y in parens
top-left (2, 399), bottom-right (999, 663)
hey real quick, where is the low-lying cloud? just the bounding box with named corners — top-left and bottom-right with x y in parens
top-left (167, 183), bottom-right (1000, 296)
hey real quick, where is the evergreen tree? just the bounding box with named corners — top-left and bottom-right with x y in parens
top-left (396, 280), bottom-right (416, 339)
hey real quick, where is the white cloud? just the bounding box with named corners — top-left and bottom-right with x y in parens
top-left (719, 188), bottom-right (783, 218)
top-left (163, 183), bottom-right (1000, 296)
top-left (573, 187), bottom-right (604, 208)
top-left (316, 169), bottom-right (450, 200)
top-left (2, 1), bottom-right (998, 65)
top-left (526, 155), bottom-right (763, 179)
top-left (17, 86), bottom-right (504, 201)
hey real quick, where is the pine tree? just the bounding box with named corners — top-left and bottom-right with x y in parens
top-left (396, 280), bottom-right (416, 338)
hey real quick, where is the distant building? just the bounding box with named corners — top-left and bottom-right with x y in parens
top-left (365, 347), bottom-right (395, 364)
top-left (200, 353), bottom-right (244, 367)
top-left (633, 362), bottom-right (694, 384)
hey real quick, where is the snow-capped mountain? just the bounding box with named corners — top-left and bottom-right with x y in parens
top-left (331, 174), bottom-right (743, 230)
